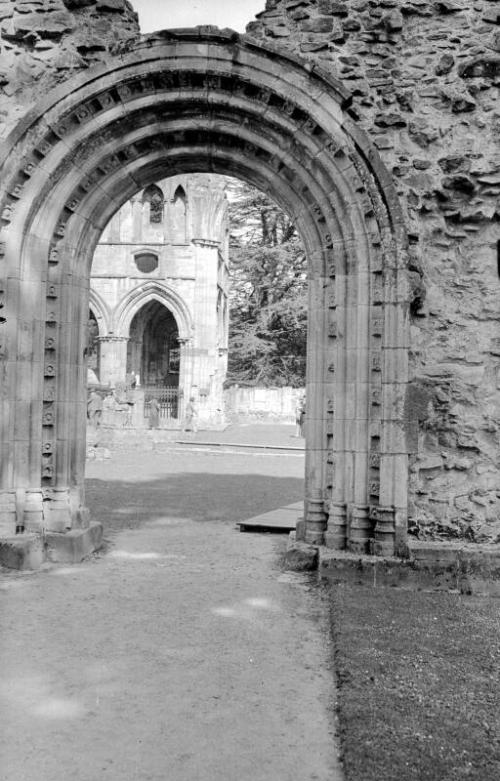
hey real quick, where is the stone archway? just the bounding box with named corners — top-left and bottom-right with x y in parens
top-left (0, 29), bottom-right (409, 554)
top-left (126, 300), bottom-right (179, 388)
top-left (97, 280), bottom-right (193, 387)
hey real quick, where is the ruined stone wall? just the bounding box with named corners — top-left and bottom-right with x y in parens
top-left (1, 0), bottom-right (499, 542)
top-left (0, 0), bottom-right (140, 137)
top-left (249, 0), bottom-right (500, 543)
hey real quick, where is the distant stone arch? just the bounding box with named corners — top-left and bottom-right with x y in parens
top-left (0, 30), bottom-right (409, 553)
top-left (89, 288), bottom-right (111, 336)
top-left (114, 281), bottom-right (193, 340)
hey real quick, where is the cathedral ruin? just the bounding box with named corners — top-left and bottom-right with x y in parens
top-left (0, 0), bottom-right (499, 563)
top-left (89, 174), bottom-right (229, 427)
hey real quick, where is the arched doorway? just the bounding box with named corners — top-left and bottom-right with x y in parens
top-left (0, 30), bottom-right (410, 554)
top-left (127, 300), bottom-right (180, 388)
top-left (127, 300), bottom-right (181, 423)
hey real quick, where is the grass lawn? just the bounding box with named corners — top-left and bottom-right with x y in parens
top-left (328, 585), bottom-right (500, 781)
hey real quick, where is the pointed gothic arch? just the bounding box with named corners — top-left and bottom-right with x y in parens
top-left (0, 29), bottom-right (410, 554)
top-left (114, 281), bottom-right (193, 340)
top-left (171, 185), bottom-right (187, 244)
top-left (88, 288), bottom-right (111, 337)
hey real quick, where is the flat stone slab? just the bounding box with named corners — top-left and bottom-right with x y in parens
top-left (238, 502), bottom-right (303, 532)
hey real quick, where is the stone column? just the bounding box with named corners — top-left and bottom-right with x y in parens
top-left (97, 336), bottom-right (128, 386)
top-left (127, 337), bottom-right (143, 383)
top-left (303, 271), bottom-right (328, 545)
top-left (178, 337), bottom-right (194, 420)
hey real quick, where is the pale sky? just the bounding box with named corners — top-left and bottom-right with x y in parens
top-left (131, 0), bottom-right (265, 34)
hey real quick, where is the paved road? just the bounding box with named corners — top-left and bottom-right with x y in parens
top-left (0, 433), bottom-right (342, 781)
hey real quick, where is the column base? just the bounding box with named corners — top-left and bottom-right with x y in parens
top-left (45, 522), bottom-right (103, 564)
top-left (0, 534), bottom-right (45, 571)
top-left (325, 501), bottom-right (347, 550)
top-left (0, 523), bottom-right (103, 570)
top-left (303, 491), bottom-right (326, 545)
top-left (346, 504), bottom-right (372, 555)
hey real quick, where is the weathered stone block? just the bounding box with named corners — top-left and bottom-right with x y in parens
top-left (451, 94), bottom-right (476, 113)
top-left (320, 1), bottom-right (348, 16)
top-left (435, 53), bottom-right (455, 76)
top-left (300, 15), bottom-right (334, 33)
top-left (458, 56), bottom-right (500, 80)
top-left (301, 40), bottom-right (328, 51)
top-left (438, 156), bottom-right (470, 173)
top-left (375, 112), bottom-right (407, 127)
top-left (9, 9), bottom-right (73, 39)
top-left (343, 17), bottom-right (361, 31)
top-left (285, 537), bottom-right (319, 571)
top-left (408, 119), bottom-right (439, 147)
top-left (0, 534), bottom-right (45, 570)
top-left (385, 9), bottom-right (403, 31)
top-left (442, 174), bottom-right (475, 194)
top-left (44, 521), bottom-right (103, 563)
top-left (96, 0), bottom-right (127, 11)
top-left (483, 7), bottom-right (500, 25)
top-left (265, 24), bottom-right (290, 37)
top-left (434, 1), bottom-right (463, 13)
top-left (63, 0), bottom-right (96, 8)
top-left (289, 9), bottom-right (309, 21)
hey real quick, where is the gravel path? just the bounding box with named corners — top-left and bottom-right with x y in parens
top-left (0, 437), bottom-right (342, 781)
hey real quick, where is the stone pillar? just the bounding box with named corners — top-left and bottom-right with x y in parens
top-left (97, 336), bottom-right (128, 387)
top-left (127, 337), bottom-right (143, 382)
top-left (178, 337), bottom-right (194, 420)
top-left (0, 491), bottom-right (17, 537)
top-left (303, 272), bottom-right (328, 545)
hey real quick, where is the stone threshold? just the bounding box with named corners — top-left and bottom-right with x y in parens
top-left (285, 534), bottom-right (500, 596)
top-left (0, 523), bottom-right (103, 571)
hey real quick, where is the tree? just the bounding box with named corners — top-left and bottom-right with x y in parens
top-left (226, 179), bottom-right (307, 387)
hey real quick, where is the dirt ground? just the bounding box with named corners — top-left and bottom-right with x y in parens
top-left (0, 426), bottom-right (342, 781)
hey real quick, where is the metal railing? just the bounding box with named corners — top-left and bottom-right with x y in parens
top-left (142, 385), bottom-right (182, 420)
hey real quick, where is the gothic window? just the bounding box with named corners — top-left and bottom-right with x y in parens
top-left (172, 185), bottom-right (187, 243)
top-left (142, 183), bottom-right (164, 224)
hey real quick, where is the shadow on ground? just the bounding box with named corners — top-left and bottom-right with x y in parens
top-left (86, 473), bottom-right (304, 536)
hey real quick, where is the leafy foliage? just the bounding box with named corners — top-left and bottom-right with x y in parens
top-left (226, 179), bottom-right (307, 387)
